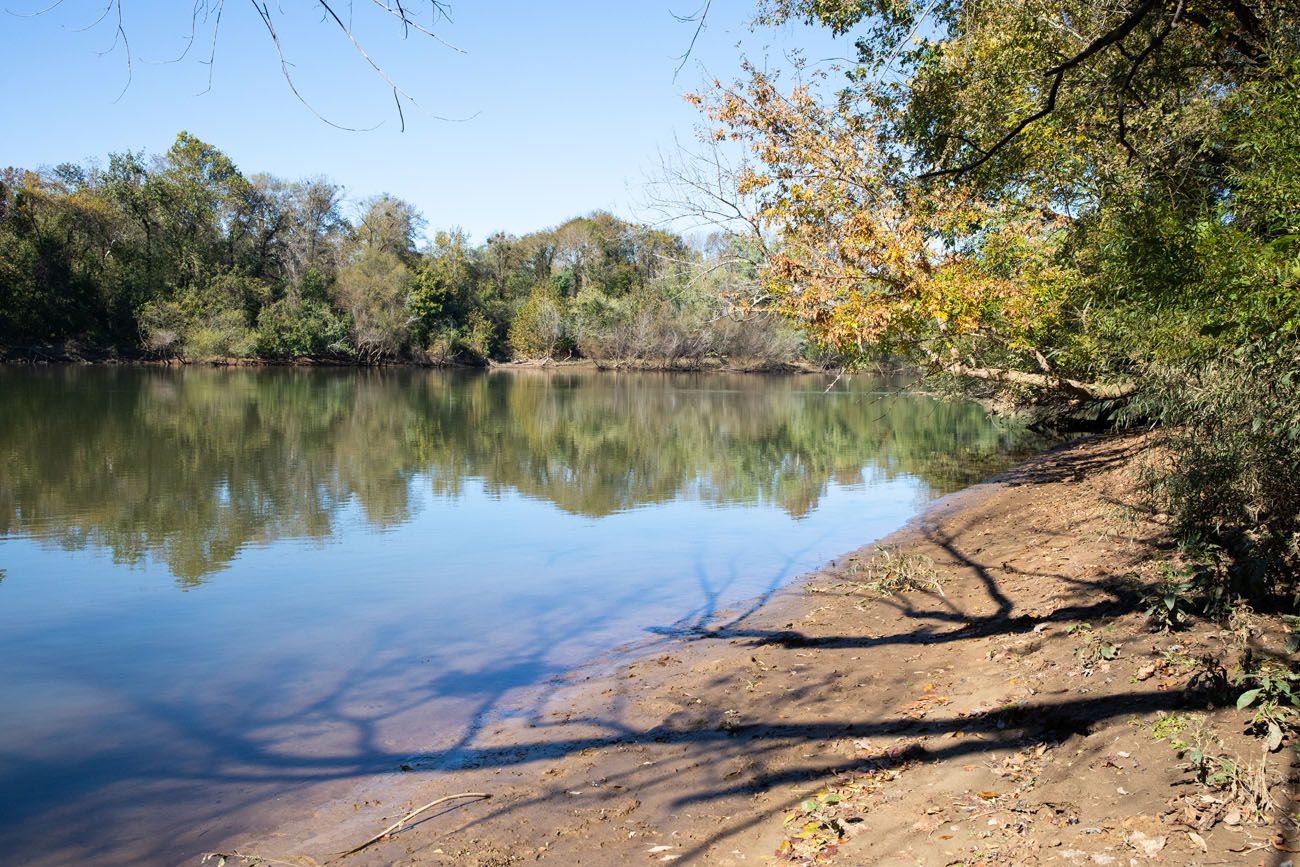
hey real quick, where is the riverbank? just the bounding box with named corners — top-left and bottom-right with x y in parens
top-left (0, 343), bottom-right (833, 374)
top-left (208, 433), bottom-right (1293, 866)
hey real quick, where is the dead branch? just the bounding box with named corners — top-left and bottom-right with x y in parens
top-left (11, 0), bottom-right (466, 129)
top-left (339, 792), bottom-right (490, 856)
top-left (928, 353), bottom-right (1137, 401)
top-left (672, 0), bottom-right (712, 80)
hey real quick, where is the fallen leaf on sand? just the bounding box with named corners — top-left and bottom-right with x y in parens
top-left (911, 815), bottom-right (945, 833)
top-left (1272, 833), bottom-right (1300, 853)
top-left (1128, 830), bottom-right (1167, 859)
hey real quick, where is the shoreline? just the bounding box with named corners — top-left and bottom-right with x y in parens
top-left (209, 432), bottom-right (1291, 866)
top-left (0, 344), bottom-right (842, 375)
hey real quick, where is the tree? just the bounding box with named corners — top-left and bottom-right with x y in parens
top-left (154, 132), bottom-right (254, 289)
top-left (355, 195), bottom-right (423, 260)
top-left (336, 247), bottom-right (412, 361)
top-left (693, 0), bottom-right (1300, 589)
top-left (409, 230), bottom-right (473, 344)
top-left (508, 287), bottom-right (566, 360)
top-left (694, 0), bottom-right (1299, 405)
top-left (0, 169), bottom-right (116, 342)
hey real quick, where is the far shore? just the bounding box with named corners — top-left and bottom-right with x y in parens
top-left (0, 343), bottom-right (846, 375)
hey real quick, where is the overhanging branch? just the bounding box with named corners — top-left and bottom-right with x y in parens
top-left (919, 0), bottom-right (1162, 180)
top-left (934, 359), bottom-right (1137, 401)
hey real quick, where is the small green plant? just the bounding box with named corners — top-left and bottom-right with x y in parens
top-left (1186, 544), bottom-right (1235, 623)
top-left (1143, 564), bottom-right (1195, 631)
top-left (1157, 717), bottom-right (1273, 820)
top-left (1160, 648), bottom-right (1198, 670)
top-left (1075, 631), bottom-right (1121, 669)
top-left (1150, 711), bottom-right (1191, 742)
top-left (1182, 743), bottom-right (1244, 790)
top-left (1142, 550), bottom-right (1238, 631)
top-left (1234, 653), bottom-right (1300, 751)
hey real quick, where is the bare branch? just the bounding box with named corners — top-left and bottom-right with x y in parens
top-left (922, 346), bottom-right (1136, 401)
top-left (367, 0), bottom-right (464, 53)
top-left (1117, 0), bottom-right (1183, 162)
top-left (672, 0), bottom-right (711, 81)
top-left (70, 0), bottom-right (113, 33)
top-left (4, 0), bottom-right (69, 18)
top-left (874, 0), bottom-right (941, 84)
top-left (145, 0), bottom-right (204, 65)
top-left (250, 0), bottom-right (381, 132)
top-left (314, 0), bottom-right (477, 123)
top-left (197, 0), bottom-right (225, 96)
top-left (15, 0), bottom-right (469, 128)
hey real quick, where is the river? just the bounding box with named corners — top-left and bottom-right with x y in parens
top-left (0, 365), bottom-right (1039, 864)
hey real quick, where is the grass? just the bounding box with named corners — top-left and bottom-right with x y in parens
top-left (850, 545), bottom-right (943, 597)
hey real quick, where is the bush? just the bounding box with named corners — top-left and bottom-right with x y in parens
top-left (183, 309), bottom-right (256, 360)
top-left (1140, 342), bottom-right (1300, 598)
top-left (335, 248), bottom-right (411, 361)
top-left (508, 287), bottom-right (567, 359)
top-left (255, 298), bottom-right (351, 359)
top-left (138, 298), bottom-right (188, 356)
top-left (422, 324), bottom-right (459, 365)
top-left (457, 309), bottom-right (496, 362)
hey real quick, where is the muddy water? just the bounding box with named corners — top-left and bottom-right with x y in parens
top-left (0, 366), bottom-right (1038, 864)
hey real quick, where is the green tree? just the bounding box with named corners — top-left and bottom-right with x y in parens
top-left (508, 286), bottom-right (567, 359)
top-left (336, 247), bottom-right (412, 361)
top-left (697, 0), bottom-right (1300, 584)
top-left (409, 229), bottom-right (473, 344)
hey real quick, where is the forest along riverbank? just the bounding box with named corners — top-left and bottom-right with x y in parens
top-left (219, 434), bottom-right (1293, 866)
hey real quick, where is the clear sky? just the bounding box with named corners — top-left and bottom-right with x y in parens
top-left (1, 1), bottom-right (842, 241)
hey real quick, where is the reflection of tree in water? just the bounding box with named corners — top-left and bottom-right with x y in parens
top-left (0, 367), bottom-right (1040, 583)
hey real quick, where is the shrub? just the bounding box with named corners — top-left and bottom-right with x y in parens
top-left (1140, 341), bottom-right (1300, 599)
top-left (508, 287), bottom-right (566, 360)
top-left (183, 309), bottom-right (256, 360)
top-left (335, 248), bottom-right (411, 361)
top-left (457, 309), bottom-right (496, 362)
top-left (255, 298), bottom-right (351, 359)
top-left (422, 325), bottom-right (459, 365)
top-left (138, 298), bottom-right (188, 356)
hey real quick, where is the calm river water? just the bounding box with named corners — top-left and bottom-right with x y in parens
top-left (0, 366), bottom-right (1037, 864)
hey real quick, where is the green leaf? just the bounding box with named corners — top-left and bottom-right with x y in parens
top-left (1238, 688), bottom-right (1262, 710)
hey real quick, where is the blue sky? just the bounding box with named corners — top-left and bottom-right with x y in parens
top-left (2, 1), bottom-right (842, 240)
